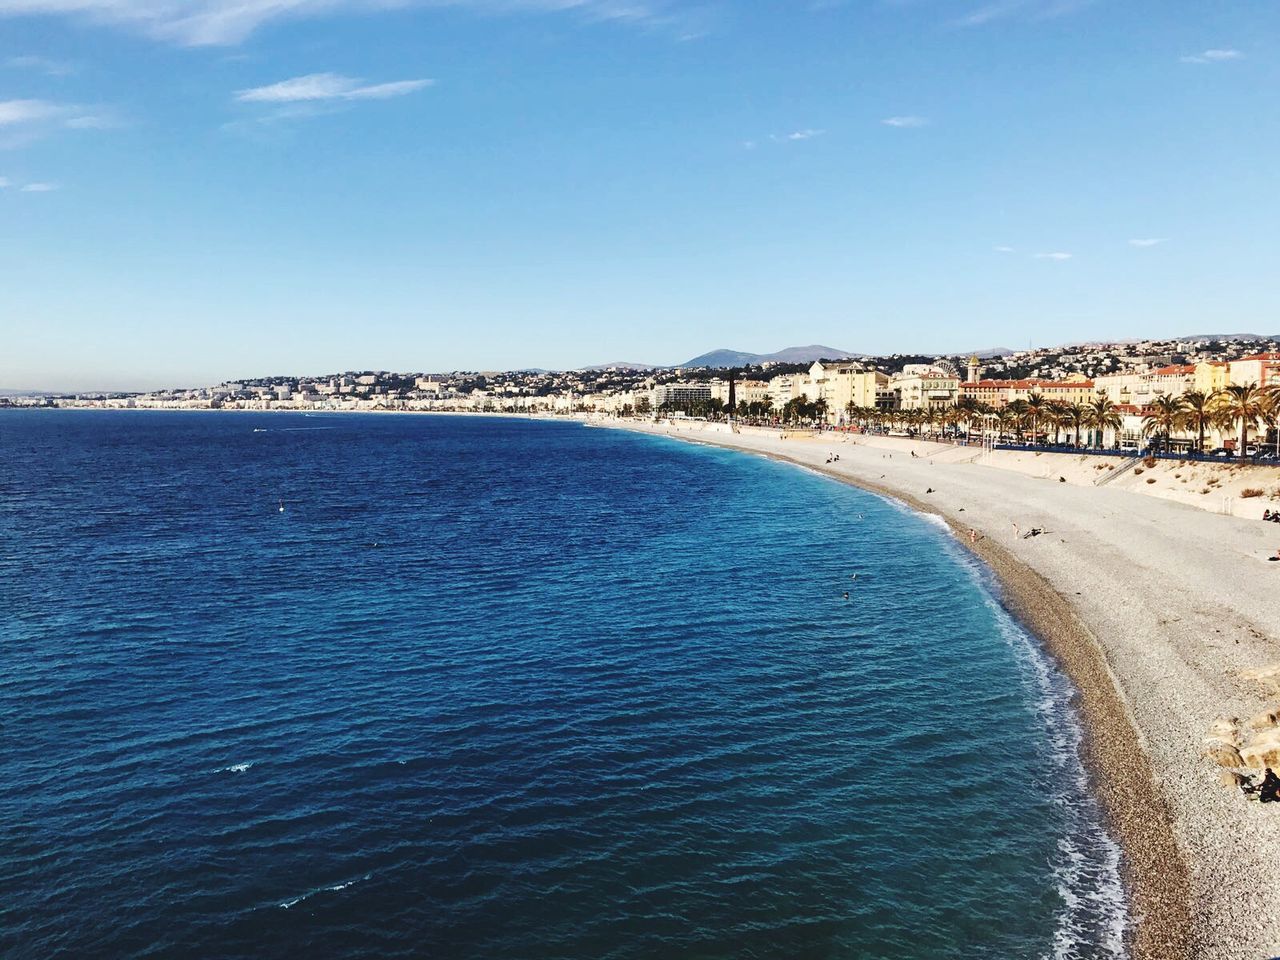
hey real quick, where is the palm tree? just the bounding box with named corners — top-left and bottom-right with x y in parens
top-left (1213, 383), bottom-right (1271, 462)
top-left (1178, 390), bottom-right (1215, 454)
top-left (996, 405), bottom-right (1019, 442)
top-left (1084, 396), bottom-right (1123, 449)
top-left (1025, 393), bottom-right (1049, 445)
top-left (1059, 402), bottom-right (1086, 447)
top-left (1045, 401), bottom-right (1069, 445)
top-left (1006, 399), bottom-right (1030, 441)
top-left (1141, 394), bottom-right (1187, 452)
top-left (954, 396), bottom-right (981, 442)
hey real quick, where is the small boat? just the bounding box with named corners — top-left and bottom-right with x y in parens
top-left (278, 499), bottom-right (285, 513)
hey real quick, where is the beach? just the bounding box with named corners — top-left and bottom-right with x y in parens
top-left (601, 417), bottom-right (1280, 960)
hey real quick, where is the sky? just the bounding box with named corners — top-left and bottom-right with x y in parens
top-left (1, 0), bottom-right (1278, 390)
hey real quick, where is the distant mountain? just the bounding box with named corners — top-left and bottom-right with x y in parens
top-left (962, 347), bottom-right (1015, 358)
top-left (679, 345), bottom-right (858, 369)
top-left (1179, 333), bottom-right (1273, 342)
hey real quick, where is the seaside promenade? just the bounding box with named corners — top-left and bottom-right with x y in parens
top-left (603, 417), bottom-right (1280, 960)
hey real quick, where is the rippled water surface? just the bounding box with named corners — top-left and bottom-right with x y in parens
top-left (1, 411), bottom-right (1125, 958)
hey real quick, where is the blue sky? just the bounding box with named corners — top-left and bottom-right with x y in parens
top-left (1, 0), bottom-right (1277, 389)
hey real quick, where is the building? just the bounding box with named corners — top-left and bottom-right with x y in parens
top-left (766, 374), bottom-right (812, 410)
top-left (960, 376), bottom-right (1096, 408)
top-left (1194, 361), bottom-right (1229, 395)
top-left (652, 382), bottom-right (713, 409)
top-left (1228, 352), bottom-right (1280, 390)
top-left (891, 365), bottom-right (961, 410)
top-left (806, 362), bottom-right (890, 422)
top-left (1093, 365), bottom-right (1193, 406)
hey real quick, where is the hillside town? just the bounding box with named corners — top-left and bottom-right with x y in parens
top-left (8, 334), bottom-right (1280, 456)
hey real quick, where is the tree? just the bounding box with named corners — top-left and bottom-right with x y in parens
top-left (1213, 383), bottom-right (1272, 462)
top-left (1046, 401), bottom-right (1068, 445)
top-left (1084, 395), bottom-right (1123, 449)
top-left (1007, 399), bottom-right (1030, 440)
top-left (1178, 390), bottom-right (1213, 453)
top-left (1141, 394), bottom-right (1187, 451)
top-left (1025, 393), bottom-right (1049, 444)
top-left (1059, 402), bottom-right (1086, 448)
top-left (953, 396), bottom-right (979, 442)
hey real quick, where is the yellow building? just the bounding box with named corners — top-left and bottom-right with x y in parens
top-left (807, 361), bottom-right (889, 422)
top-left (1194, 361), bottom-right (1229, 394)
top-left (960, 377), bottom-right (1096, 408)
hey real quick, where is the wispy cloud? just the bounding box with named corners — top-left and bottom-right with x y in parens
top-left (236, 73), bottom-right (433, 103)
top-left (994, 245), bottom-right (1015, 253)
top-left (1180, 48), bottom-right (1243, 65)
top-left (956, 0), bottom-right (1097, 28)
top-left (769, 128), bottom-right (824, 142)
top-left (0, 176), bottom-right (10, 187)
top-left (0, 99), bottom-right (67, 126)
top-left (20, 181), bottom-right (57, 191)
top-left (0, 97), bottom-right (114, 147)
top-left (1033, 251), bottom-right (1072, 260)
top-left (65, 113), bottom-right (117, 129)
top-left (881, 115), bottom-right (928, 128)
top-left (0, 0), bottom-right (701, 46)
top-left (1129, 237), bottom-right (1167, 248)
top-left (6, 54), bottom-right (76, 75)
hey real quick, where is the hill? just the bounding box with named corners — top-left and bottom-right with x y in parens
top-left (679, 344), bottom-right (858, 369)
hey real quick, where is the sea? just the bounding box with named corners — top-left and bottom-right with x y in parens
top-left (0, 411), bottom-right (1126, 959)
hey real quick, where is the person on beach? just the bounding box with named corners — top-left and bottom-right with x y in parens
top-left (1260, 768), bottom-right (1280, 803)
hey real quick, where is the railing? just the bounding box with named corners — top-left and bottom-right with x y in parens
top-left (1093, 454), bottom-right (1146, 486)
top-left (991, 442), bottom-right (1277, 466)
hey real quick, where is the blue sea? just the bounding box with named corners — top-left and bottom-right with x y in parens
top-left (1, 411), bottom-right (1125, 959)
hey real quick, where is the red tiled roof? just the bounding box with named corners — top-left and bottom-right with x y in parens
top-left (963, 378), bottom-right (1094, 389)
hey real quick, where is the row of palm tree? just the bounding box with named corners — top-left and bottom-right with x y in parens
top-left (836, 383), bottom-right (1278, 461)
top-left (839, 394), bottom-right (1128, 448)
top-left (1137, 384), bottom-right (1277, 460)
top-left (650, 381), bottom-right (1279, 462)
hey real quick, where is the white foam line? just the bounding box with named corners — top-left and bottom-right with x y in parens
top-left (279, 873), bottom-right (372, 909)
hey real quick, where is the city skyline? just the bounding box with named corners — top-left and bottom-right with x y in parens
top-left (3, 1), bottom-right (1279, 390)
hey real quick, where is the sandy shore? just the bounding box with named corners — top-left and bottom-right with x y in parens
top-left (598, 417), bottom-right (1280, 960)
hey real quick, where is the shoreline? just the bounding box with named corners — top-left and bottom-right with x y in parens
top-left (637, 424), bottom-right (1190, 958)
top-left (595, 417), bottom-right (1280, 960)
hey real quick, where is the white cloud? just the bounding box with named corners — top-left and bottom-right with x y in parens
top-left (769, 128), bottom-right (824, 142)
top-left (0, 176), bottom-right (10, 187)
top-left (65, 114), bottom-right (116, 129)
top-left (6, 54), bottom-right (75, 75)
top-left (20, 181), bottom-right (57, 191)
top-left (1129, 238), bottom-right (1167, 248)
top-left (236, 73), bottom-right (432, 103)
top-left (956, 0), bottom-right (1097, 28)
top-left (1033, 251), bottom-right (1072, 260)
top-left (0, 0), bottom-right (697, 46)
top-left (0, 98), bottom-right (65, 126)
top-left (1181, 48), bottom-right (1242, 64)
top-left (882, 115), bottom-right (928, 128)
top-left (994, 245), bottom-right (1015, 253)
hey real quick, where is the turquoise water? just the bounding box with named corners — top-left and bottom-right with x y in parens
top-left (0, 411), bottom-right (1125, 958)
